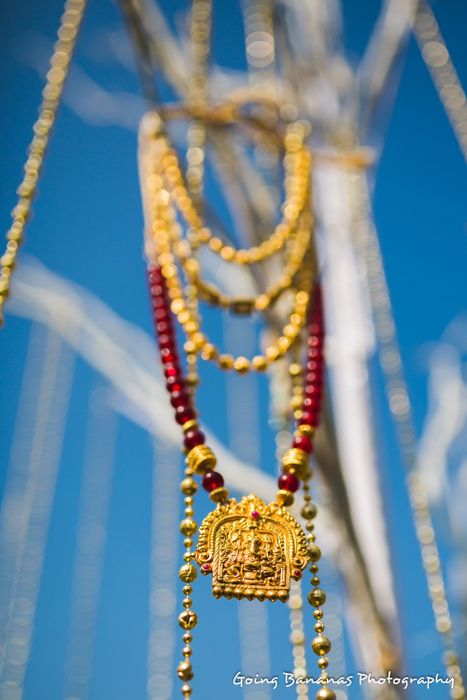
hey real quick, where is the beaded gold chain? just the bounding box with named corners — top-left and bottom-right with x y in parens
top-left (0, 0), bottom-right (87, 326)
top-left (140, 114), bottom-right (315, 374)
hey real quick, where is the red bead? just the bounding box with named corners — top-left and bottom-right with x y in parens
top-left (304, 371), bottom-right (322, 387)
top-left (202, 471), bottom-right (224, 492)
top-left (170, 390), bottom-right (189, 408)
top-left (166, 376), bottom-right (184, 392)
top-left (148, 268), bottom-right (162, 283)
top-left (164, 364), bottom-right (180, 379)
top-left (304, 384), bottom-right (322, 399)
top-left (150, 283), bottom-right (166, 298)
top-left (152, 295), bottom-right (166, 310)
top-left (175, 406), bottom-right (195, 425)
top-left (306, 360), bottom-right (321, 373)
top-left (299, 411), bottom-right (320, 428)
top-left (308, 348), bottom-right (322, 361)
top-left (158, 334), bottom-right (175, 350)
top-left (292, 434), bottom-right (313, 454)
top-left (184, 429), bottom-right (205, 450)
top-left (302, 396), bottom-right (320, 412)
top-left (308, 335), bottom-right (323, 350)
top-left (309, 322), bottom-right (323, 337)
top-left (278, 473), bottom-right (299, 493)
top-left (154, 308), bottom-right (170, 323)
top-left (156, 321), bottom-right (172, 336)
top-left (160, 349), bottom-right (178, 364)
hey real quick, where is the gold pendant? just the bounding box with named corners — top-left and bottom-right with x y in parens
top-left (194, 494), bottom-right (309, 602)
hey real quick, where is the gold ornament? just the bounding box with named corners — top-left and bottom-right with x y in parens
top-left (194, 494), bottom-right (309, 602)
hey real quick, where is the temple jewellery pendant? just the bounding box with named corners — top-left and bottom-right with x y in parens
top-left (194, 494), bottom-right (310, 602)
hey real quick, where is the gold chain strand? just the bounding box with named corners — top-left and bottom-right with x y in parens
top-left (0, 0), bottom-right (87, 327)
top-left (177, 470), bottom-right (199, 699)
top-left (142, 134), bottom-right (312, 374)
top-left (155, 123), bottom-right (311, 265)
top-left (289, 582), bottom-right (310, 700)
top-left (351, 172), bottom-right (465, 699)
top-left (172, 206), bottom-right (313, 314)
top-left (413, 0), bottom-right (467, 161)
top-left (186, 0), bottom-right (212, 206)
top-left (301, 473), bottom-right (336, 700)
top-left (184, 0), bottom-right (213, 390)
top-left (145, 125), bottom-right (315, 315)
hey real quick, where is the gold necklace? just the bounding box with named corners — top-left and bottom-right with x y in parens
top-left (0, 0), bottom-right (87, 327)
top-left (140, 116), bottom-right (314, 374)
top-left (156, 122), bottom-right (311, 265)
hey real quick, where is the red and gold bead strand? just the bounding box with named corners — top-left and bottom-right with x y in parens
top-left (301, 291), bottom-right (335, 700)
top-left (148, 264), bottom-right (229, 501)
top-left (148, 264), bottom-right (229, 698)
top-left (277, 286), bottom-right (335, 700)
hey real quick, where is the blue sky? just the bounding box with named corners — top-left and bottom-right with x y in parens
top-left (0, 1), bottom-right (466, 699)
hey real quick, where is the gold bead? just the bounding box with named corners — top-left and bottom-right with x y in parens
top-left (177, 660), bottom-right (193, 681)
top-left (178, 610), bottom-right (198, 631)
top-left (308, 543), bottom-right (321, 562)
top-left (183, 597), bottom-right (192, 608)
top-left (282, 448), bottom-right (309, 478)
top-left (276, 489), bottom-right (294, 507)
top-left (218, 354), bottom-right (234, 370)
top-left (186, 445), bottom-right (217, 474)
top-left (182, 419), bottom-right (198, 433)
top-left (179, 564), bottom-right (198, 583)
top-left (308, 589), bottom-right (326, 607)
top-left (316, 688), bottom-right (336, 700)
top-left (233, 356), bottom-right (250, 373)
top-left (251, 356), bottom-right (267, 372)
top-left (182, 645), bottom-right (192, 657)
top-left (182, 585), bottom-right (192, 595)
top-left (314, 621), bottom-right (325, 633)
top-left (208, 237), bottom-right (222, 252)
top-left (297, 423), bottom-right (315, 436)
top-left (291, 395), bottom-right (303, 410)
top-left (265, 346), bottom-right (280, 362)
top-left (301, 503), bottom-right (317, 520)
top-left (255, 294), bottom-right (269, 311)
top-left (311, 634), bottom-right (331, 656)
top-left (317, 657), bottom-right (328, 669)
top-left (183, 633), bottom-right (192, 644)
top-left (180, 519), bottom-right (197, 536)
top-left (201, 343), bottom-right (217, 360)
top-left (181, 478), bottom-right (197, 495)
top-left (209, 487), bottom-right (229, 503)
top-left (289, 362), bottom-right (302, 377)
top-left (181, 683), bottom-right (192, 697)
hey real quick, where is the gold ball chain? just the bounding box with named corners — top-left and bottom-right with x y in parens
top-left (177, 469), bottom-right (200, 700)
top-left (142, 134), bottom-right (313, 374)
top-left (0, 0), bottom-right (87, 327)
top-left (171, 208), bottom-right (313, 315)
top-left (149, 126), bottom-right (314, 315)
top-left (302, 473), bottom-right (336, 700)
top-left (155, 121), bottom-right (311, 265)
